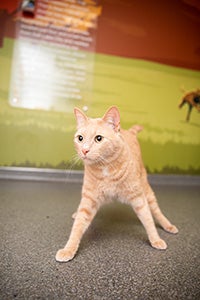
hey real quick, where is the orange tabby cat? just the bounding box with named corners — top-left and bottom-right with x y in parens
top-left (56, 106), bottom-right (178, 262)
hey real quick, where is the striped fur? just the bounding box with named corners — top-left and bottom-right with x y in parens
top-left (56, 107), bottom-right (178, 262)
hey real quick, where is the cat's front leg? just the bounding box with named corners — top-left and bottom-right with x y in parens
top-left (56, 196), bottom-right (98, 262)
top-left (131, 196), bottom-right (167, 250)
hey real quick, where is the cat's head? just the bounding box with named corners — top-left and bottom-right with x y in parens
top-left (74, 106), bottom-right (123, 165)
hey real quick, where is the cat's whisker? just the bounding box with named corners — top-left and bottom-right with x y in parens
top-left (63, 154), bottom-right (83, 182)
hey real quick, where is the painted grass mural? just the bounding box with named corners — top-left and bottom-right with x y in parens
top-left (0, 38), bottom-right (200, 173)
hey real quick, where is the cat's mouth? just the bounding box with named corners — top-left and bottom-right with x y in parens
top-left (82, 156), bottom-right (88, 160)
top-left (80, 153), bottom-right (97, 164)
top-left (80, 154), bottom-right (91, 161)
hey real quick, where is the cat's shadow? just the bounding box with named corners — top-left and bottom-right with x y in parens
top-left (83, 202), bottom-right (141, 243)
top-left (96, 202), bottom-right (138, 225)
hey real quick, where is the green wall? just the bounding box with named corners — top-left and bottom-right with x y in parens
top-left (0, 38), bottom-right (200, 174)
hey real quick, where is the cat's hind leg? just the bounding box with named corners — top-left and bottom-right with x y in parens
top-left (56, 196), bottom-right (98, 262)
top-left (130, 195), bottom-right (167, 250)
top-left (145, 185), bottom-right (178, 234)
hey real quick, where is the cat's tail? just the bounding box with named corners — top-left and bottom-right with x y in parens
top-left (129, 125), bottom-right (143, 135)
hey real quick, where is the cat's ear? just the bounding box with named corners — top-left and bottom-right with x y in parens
top-left (102, 106), bottom-right (120, 132)
top-left (74, 107), bottom-right (88, 128)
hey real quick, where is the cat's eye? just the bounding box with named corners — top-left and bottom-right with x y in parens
top-left (77, 135), bottom-right (83, 142)
top-left (95, 135), bottom-right (103, 143)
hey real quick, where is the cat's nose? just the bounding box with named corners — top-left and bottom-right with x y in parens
top-left (82, 148), bottom-right (89, 156)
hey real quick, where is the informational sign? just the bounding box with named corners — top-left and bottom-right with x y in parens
top-left (9, 0), bottom-right (102, 111)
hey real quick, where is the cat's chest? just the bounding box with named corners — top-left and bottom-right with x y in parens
top-left (102, 167), bottom-right (109, 177)
top-left (99, 168), bottom-right (124, 200)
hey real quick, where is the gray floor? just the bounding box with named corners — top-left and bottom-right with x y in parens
top-left (0, 175), bottom-right (200, 300)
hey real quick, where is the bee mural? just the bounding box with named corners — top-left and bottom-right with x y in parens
top-left (179, 89), bottom-right (200, 122)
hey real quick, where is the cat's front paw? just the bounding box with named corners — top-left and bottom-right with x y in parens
top-left (151, 239), bottom-right (167, 250)
top-left (55, 248), bottom-right (75, 262)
